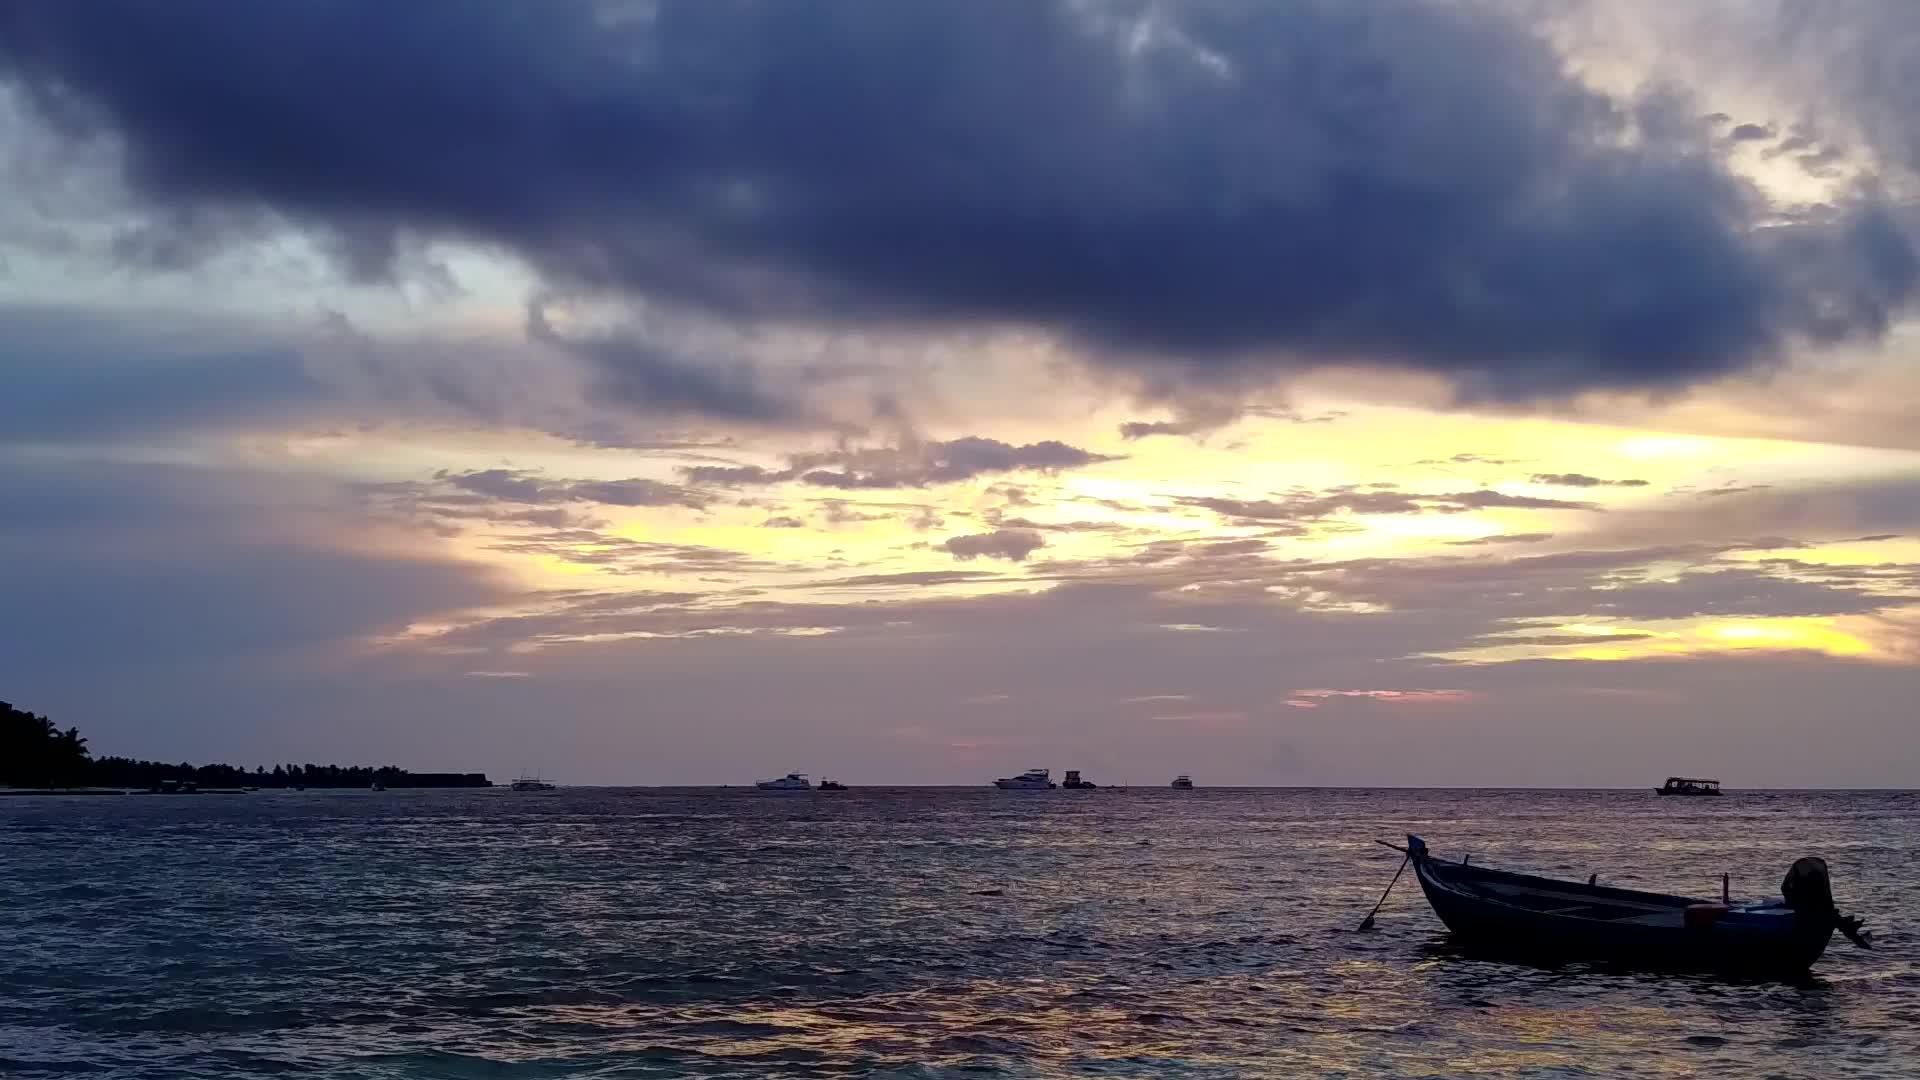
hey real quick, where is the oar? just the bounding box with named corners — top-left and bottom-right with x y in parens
top-left (1358, 848), bottom-right (1411, 931)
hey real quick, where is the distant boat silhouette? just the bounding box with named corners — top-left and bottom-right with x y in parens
top-left (993, 768), bottom-right (1055, 790)
top-left (1170, 774), bottom-right (1194, 789)
top-left (1656, 776), bottom-right (1722, 796)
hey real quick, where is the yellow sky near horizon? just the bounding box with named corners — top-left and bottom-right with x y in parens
top-left (333, 388), bottom-right (1920, 668)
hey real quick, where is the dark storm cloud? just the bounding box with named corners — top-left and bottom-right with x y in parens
top-left (682, 437), bottom-right (1116, 490)
top-left (5, 1), bottom-right (1916, 400)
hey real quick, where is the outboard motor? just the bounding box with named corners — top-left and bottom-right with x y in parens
top-left (1781, 857), bottom-right (1834, 914)
top-left (1782, 857), bottom-right (1872, 948)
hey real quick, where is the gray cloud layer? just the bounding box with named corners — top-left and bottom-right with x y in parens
top-left (0, 461), bottom-right (508, 671)
top-left (1530, 473), bottom-right (1650, 488)
top-left (441, 468), bottom-right (712, 510)
top-left (4, 1), bottom-right (1916, 406)
top-left (1176, 487), bottom-right (1598, 528)
top-left (945, 529), bottom-right (1046, 562)
top-left (684, 437), bottom-right (1117, 490)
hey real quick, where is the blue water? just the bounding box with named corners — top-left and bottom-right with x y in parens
top-left (1, 788), bottom-right (1915, 1078)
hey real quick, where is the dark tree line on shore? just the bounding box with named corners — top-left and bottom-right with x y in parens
top-left (1, 701), bottom-right (90, 787)
top-left (2, 701), bottom-right (490, 789)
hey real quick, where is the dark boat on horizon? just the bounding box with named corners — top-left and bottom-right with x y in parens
top-left (1397, 835), bottom-right (1870, 976)
top-left (1657, 776), bottom-right (1723, 796)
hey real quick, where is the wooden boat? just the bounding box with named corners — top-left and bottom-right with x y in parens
top-left (1398, 835), bottom-right (1870, 975)
top-left (1656, 776), bottom-right (1723, 796)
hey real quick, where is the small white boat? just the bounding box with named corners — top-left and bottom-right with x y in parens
top-left (510, 773), bottom-right (557, 792)
top-left (1170, 774), bottom-right (1194, 789)
top-left (993, 768), bottom-right (1056, 790)
top-left (757, 772), bottom-right (812, 791)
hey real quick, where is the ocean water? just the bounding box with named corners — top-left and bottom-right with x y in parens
top-left (1, 788), bottom-right (1915, 1079)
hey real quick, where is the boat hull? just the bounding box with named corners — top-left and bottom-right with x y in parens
top-left (1412, 851), bottom-right (1831, 975)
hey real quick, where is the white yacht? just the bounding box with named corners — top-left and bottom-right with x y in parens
top-left (757, 772), bottom-right (812, 791)
top-left (993, 768), bottom-right (1056, 790)
top-left (510, 773), bottom-right (557, 792)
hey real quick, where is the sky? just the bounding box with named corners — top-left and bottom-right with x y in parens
top-left (3, 0), bottom-right (1920, 786)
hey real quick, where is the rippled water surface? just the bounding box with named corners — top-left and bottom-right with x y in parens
top-left (2, 788), bottom-right (1916, 1078)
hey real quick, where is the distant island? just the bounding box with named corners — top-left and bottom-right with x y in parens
top-left (1, 700), bottom-right (491, 791)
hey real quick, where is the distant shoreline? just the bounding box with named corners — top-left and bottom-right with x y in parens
top-left (0, 779), bottom-right (495, 796)
top-left (8, 784), bottom-right (1907, 794)
top-left (6, 700), bottom-right (495, 793)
